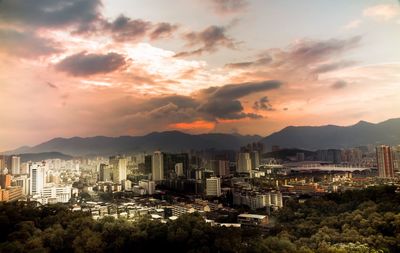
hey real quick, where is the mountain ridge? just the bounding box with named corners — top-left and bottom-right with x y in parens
top-left (3, 118), bottom-right (400, 156)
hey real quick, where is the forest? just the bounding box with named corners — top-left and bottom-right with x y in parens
top-left (0, 185), bottom-right (399, 253)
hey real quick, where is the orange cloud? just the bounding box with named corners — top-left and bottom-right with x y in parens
top-left (169, 120), bottom-right (215, 131)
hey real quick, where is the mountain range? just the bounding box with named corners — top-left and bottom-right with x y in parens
top-left (3, 118), bottom-right (400, 157)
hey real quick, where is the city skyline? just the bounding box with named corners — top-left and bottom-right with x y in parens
top-left (1, 0), bottom-right (400, 151)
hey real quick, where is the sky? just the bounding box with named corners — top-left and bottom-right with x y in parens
top-left (0, 0), bottom-right (400, 151)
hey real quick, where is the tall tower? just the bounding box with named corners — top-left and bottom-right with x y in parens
top-left (29, 162), bottom-right (46, 195)
top-left (237, 152), bottom-right (251, 173)
top-left (110, 156), bottom-right (127, 184)
top-left (376, 145), bottom-right (394, 178)
top-left (11, 156), bottom-right (21, 175)
top-left (152, 151), bottom-right (164, 181)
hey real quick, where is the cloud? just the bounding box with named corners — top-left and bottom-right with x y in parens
top-left (55, 51), bottom-right (126, 76)
top-left (363, 4), bottom-right (400, 21)
top-left (150, 23), bottom-right (179, 40)
top-left (0, 0), bottom-right (102, 29)
top-left (311, 60), bottom-right (356, 74)
top-left (200, 80), bottom-right (281, 100)
top-left (343, 19), bottom-right (362, 30)
top-left (283, 36), bottom-right (361, 65)
top-left (331, 80), bottom-right (347, 89)
top-left (122, 80), bottom-right (281, 125)
top-left (104, 15), bottom-right (152, 42)
top-left (0, 29), bottom-right (60, 58)
top-left (208, 0), bottom-right (249, 15)
top-left (176, 25), bottom-right (236, 57)
top-left (252, 96), bottom-right (274, 111)
top-left (225, 55), bottom-right (272, 69)
top-left (46, 82), bottom-right (58, 89)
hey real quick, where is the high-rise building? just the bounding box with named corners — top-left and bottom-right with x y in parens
top-left (250, 151), bottom-right (260, 170)
top-left (209, 160), bottom-right (229, 177)
top-left (152, 151), bottom-right (164, 181)
top-left (175, 163), bottom-right (184, 177)
top-left (11, 156), bottom-right (21, 175)
top-left (237, 153), bottom-right (251, 173)
top-left (376, 145), bottom-right (394, 178)
top-left (393, 145), bottom-right (400, 171)
top-left (110, 156), bottom-right (127, 183)
top-left (29, 162), bottom-right (46, 196)
top-left (99, 164), bottom-right (113, 182)
top-left (206, 177), bottom-right (221, 197)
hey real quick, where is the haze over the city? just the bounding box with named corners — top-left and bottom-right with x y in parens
top-left (1, 0), bottom-right (400, 150)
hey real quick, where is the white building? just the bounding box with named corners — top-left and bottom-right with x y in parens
top-left (42, 185), bottom-right (72, 203)
top-left (29, 162), bottom-right (47, 196)
top-left (206, 177), bottom-right (221, 197)
top-left (152, 151), bottom-right (164, 181)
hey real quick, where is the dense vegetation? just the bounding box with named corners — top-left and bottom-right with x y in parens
top-left (0, 186), bottom-right (399, 253)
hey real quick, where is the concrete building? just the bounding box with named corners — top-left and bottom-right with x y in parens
top-left (237, 153), bottom-right (251, 173)
top-left (110, 156), bottom-right (127, 184)
top-left (175, 163), bottom-right (184, 177)
top-left (250, 151), bottom-right (260, 170)
top-left (152, 151), bottom-right (164, 181)
top-left (139, 180), bottom-right (155, 195)
top-left (99, 164), bottom-right (112, 182)
top-left (11, 156), bottom-right (21, 175)
top-left (29, 162), bottom-right (47, 196)
top-left (42, 185), bottom-right (72, 203)
top-left (206, 177), bottom-right (221, 197)
top-left (376, 145), bottom-right (394, 178)
top-left (12, 175), bottom-right (30, 196)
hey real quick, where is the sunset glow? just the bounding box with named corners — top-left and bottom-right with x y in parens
top-left (1, 0), bottom-right (399, 151)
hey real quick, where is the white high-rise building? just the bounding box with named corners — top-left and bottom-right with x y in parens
top-left (11, 156), bottom-right (21, 175)
top-left (152, 151), bottom-right (164, 181)
top-left (110, 156), bottom-right (127, 183)
top-left (237, 153), bottom-right (251, 173)
top-left (29, 162), bottom-right (47, 196)
top-left (206, 177), bottom-right (221, 197)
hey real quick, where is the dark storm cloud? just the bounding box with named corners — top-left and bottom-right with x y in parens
top-left (0, 0), bottom-right (102, 28)
top-left (252, 96), bottom-right (274, 111)
top-left (209, 0), bottom-right (249, 14)
top-left (0, 29), bottom-right (60, 58)
top-left (331, 80), bottom-right (347, 89)
top-left (175, 25), bottom-right (236, 57)
top-left (55, 52), bottom-right (126, 76)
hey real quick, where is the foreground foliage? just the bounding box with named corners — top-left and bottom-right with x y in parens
top-left (0, 186), bottom-right (399, 253)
